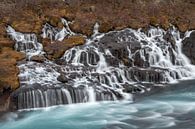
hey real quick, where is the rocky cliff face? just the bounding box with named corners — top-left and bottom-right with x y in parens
top-left (182, 31), bottom-right (195, 64)
top-left (0, 0), bottom-right (195, 110)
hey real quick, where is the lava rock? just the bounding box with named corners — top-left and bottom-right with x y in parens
top-left (57, 74), bottom-right (69, 83)
top-left (0, 47), bottom-right (25, 91)
top-left (182, 31), bottom-right (195, 64)
top-left (54, 59), bottom-right (67, 65)
top-left (43, 35), bottom-right (85, 60)
top-left (30, 55), bottom-right (46, 63)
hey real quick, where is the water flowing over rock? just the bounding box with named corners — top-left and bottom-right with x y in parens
top-left (42, 18), bottom-right (75, 41)
top-left (182, 31), bottom-right (195, 64)
top-left (6, 26), bottom-right (44, 58)
top-left (7, 20), bottom-right (195, 110)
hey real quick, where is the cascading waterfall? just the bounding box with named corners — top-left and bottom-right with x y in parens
top-left (6, 26), bottom-right (44, 58)
top-left (7, 18), bottom-right (195, 109)
top-left (42, 18), bottom-right (75, 41)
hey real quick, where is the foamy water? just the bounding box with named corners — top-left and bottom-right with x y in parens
top-left (1, 80), bottom-right (195, 129)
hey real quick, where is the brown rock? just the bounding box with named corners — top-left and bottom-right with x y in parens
top-left (0, 0), bottom-right (195, 38)
top-left (0, 47), bottom-right (25, 91)
top-left (43, 35), bottom-right (85, 60)
top-left (30, 55), bottom-right (46, 63)
top-left (57, 74), bottom-right (69, 83)
top-left (182, 31), bottom-right (195, 64)
top-left (0, 95), bottom-right (11, 112)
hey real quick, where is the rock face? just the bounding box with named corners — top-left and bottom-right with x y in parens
top-left (0, 48), bottom-right (25, 91)
top-left (30, 55), bottom-right (46, 63)
top-left (0, 48), bottom-right (25, 111)
top-left (182, 31), bottom-right (195, 64)
top-left (1, 0), bottom-right (195, 35)
top-left (43, 35), bottom-right (85, 60)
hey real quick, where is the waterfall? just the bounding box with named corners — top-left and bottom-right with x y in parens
top-left (12, 85), bottom-right (117, 109)
top-left (7, 19), bottom-right (195, 109)
top-left (87, 87), bottom-right (96, 102)
top-left (6, 26), bottom-right (43, 58)
top-left (42, 18), bottom-right (75, 41)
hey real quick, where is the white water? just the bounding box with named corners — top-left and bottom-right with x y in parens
top-left (1, 80), bottom-right (195, 129)
top-left (6, 19), bottom-right (195, 109)
top-left (42, 18), bottom-right (75, 41)
top-left (87, 87), bottom-right (96, 102)
top-left (6, 26), bottom-right (44, 58)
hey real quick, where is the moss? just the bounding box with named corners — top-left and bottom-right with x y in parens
top-left (0, 48), bottom-right (25, 90)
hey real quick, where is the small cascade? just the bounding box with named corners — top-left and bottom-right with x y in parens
top-left (7, 19), bottom-right (195, 109)
top-left (12, 84), bottom-right (119, 109)
top-left (6, 26), bottom-right (43, 58)
top-left (42, 18), bottom-right (75, 41)
top-left (87, 87), bottom-right (96, 102)
top-left (62, 26), bottom-right (195, 85)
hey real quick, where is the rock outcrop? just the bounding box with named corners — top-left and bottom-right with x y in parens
top-left (43, 35), bottom-right (85, 60)
top-left (182, 31), bottom-right (195, 64)
top-left (0, 48), bottom-right (25, 111)
top-left (0, 48), bottom-right (25, 91)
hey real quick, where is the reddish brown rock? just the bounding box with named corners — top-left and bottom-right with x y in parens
top-left (0, 47), bottom-right (25, 110)
top-left (43, 35), bottom-right (86, 60)
top-left (30, 55), bottom-right (46, 63)
top-left (182, 31), bottom-right (195, 64)
top-left (0, 0), bottom-right (195, 36)
top-left (0, 47), bottom-right (25, 91)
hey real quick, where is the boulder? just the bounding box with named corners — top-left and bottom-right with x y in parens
top-left (43, 35), bottom-right (86, 60)
top-left (57, 74), bottom-right (69, 83)
top-left (30, 55), bottom-right (46, 63)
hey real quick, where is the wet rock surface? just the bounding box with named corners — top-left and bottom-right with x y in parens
top-left (182, 31), bottom-right (195, 64)
top-left (57, 74), bottom-right (69, 83)
top-left (30, 55), bottom-right (46, 63)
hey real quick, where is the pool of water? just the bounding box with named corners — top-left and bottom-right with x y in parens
top-left (1, 80), bottom-right (195, 129)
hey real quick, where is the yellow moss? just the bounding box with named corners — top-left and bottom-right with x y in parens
top-left (149, 16), bottom-right (159, 26)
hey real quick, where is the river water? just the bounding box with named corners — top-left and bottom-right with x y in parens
top-left (0, 79), bottom-right (195, 129)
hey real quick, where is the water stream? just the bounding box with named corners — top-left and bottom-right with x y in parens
top-left (0, 79), bottom-right (195, 129)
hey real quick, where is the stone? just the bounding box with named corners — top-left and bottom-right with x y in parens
top-left (0, 0), bottom-right (195, 38)
top-left (0, 47), bottom-right (25, 90)
top-left (57, 74), bottom-right (69, 83)
top-left (54, 59), bottom-right (67, 65)
top-left (30, 55), bottom-right (46, 63)
top-left (43, 35), bottom-right (86, 60)
top-left (182, 31), bottom-right (195, 64)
